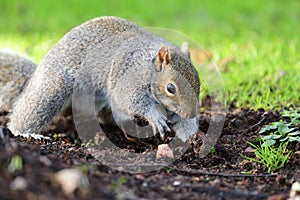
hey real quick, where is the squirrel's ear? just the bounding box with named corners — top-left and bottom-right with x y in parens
top-left (155, 46), bottom-right (170, 72)
top-left (181, 42), bottom-right (191, 59)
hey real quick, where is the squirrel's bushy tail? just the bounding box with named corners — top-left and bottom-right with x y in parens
top-left (0, 51), bottom-right (36, 112)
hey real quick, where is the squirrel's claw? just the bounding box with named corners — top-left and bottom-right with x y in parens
top-left (148, 112), bottom-right (172, 141)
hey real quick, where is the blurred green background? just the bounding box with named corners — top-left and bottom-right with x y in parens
top-left (0, 0), bottom-right (299, 109)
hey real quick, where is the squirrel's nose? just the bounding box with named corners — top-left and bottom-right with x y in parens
top-left (180, 101), bottom-right (198, 118)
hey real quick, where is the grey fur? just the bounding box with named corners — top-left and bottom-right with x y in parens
top-left (0, 51), bottom-right (36, 111)
top-left (7, 16), bottom-right (200, 141)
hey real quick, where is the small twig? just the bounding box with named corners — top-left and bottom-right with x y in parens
top-left (170, 166), bottom-right (277, 178)
top-left (237, 116), bottom-right (266, 133)
top-left (248, 116), bottom-right (267, 129)
top-left (101, 163), bottom-right (168, 168)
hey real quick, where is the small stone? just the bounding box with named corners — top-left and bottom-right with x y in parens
top-left (10, 176), bottom-right (27, 190)
top-left (156, 144), bottom-right (174, 159)
top-left (292, 182), bottom-right (300, 192)
top-left (290, 182), bottom-right (300, 200)
top-left (142, 182), bottom-right (148, 187)
top-left (135, 174), bottom-right (145, 180)
top-left (54, 168), bottom-right (88, 196)
top-left (172, 180), bottom-right (181, 186)
top-left (245, 146), bottom-right (255, 153)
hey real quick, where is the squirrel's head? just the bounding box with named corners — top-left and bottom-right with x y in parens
top-left (151, 46), bottom-right (200, 119)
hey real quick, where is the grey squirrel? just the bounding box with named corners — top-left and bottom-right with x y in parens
top-left (1, 16), bottom-right (200, 142)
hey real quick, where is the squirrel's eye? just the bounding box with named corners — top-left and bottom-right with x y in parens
top-left (166, 83), bottom-right (176, 96)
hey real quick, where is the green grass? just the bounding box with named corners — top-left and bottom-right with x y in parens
top-left (241, 109), bottom-right (299, 173)
top-left (1, 0), bottom-right (299, 109)
top-left (241, 140), bottom-right (291, 173)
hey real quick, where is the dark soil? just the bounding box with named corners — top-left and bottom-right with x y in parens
top-left (0, 105), bottom-right (299, 200)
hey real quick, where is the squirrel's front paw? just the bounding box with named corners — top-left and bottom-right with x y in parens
top-left (147, 110), bottom-right (173, 140)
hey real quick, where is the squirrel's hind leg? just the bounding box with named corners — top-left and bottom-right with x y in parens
top-left (8, 73), bottom-right (72, 138)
